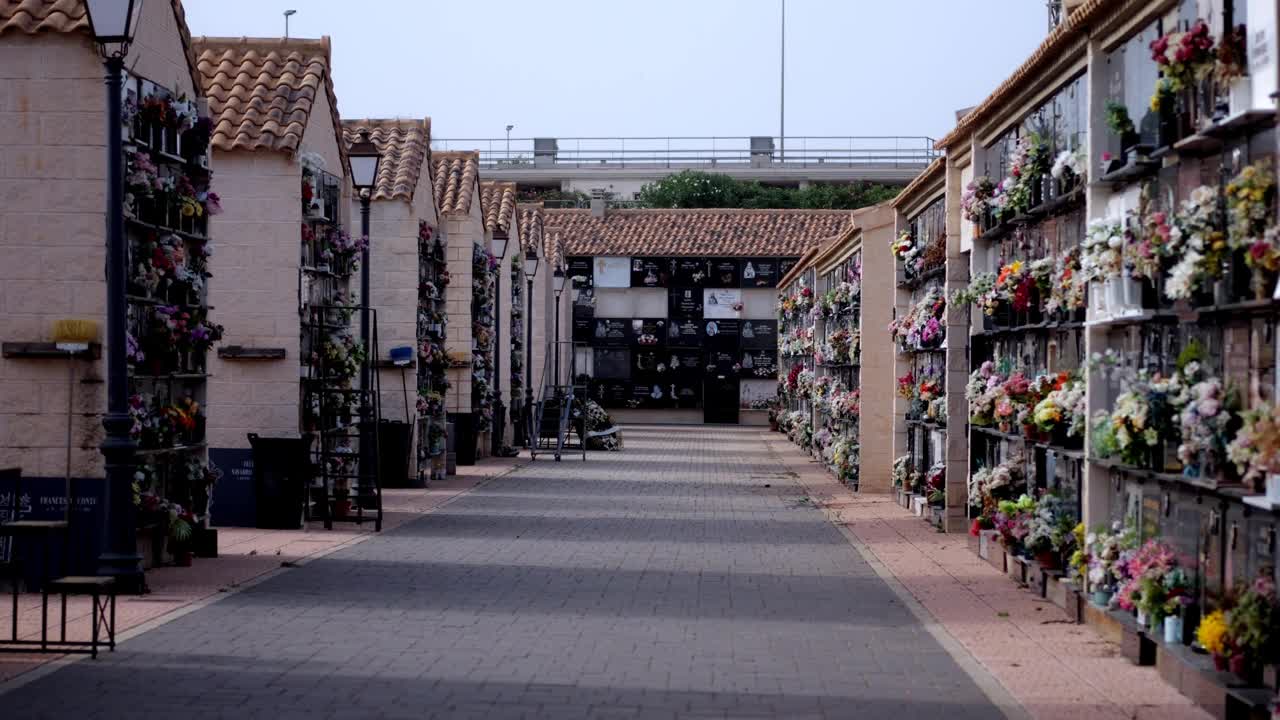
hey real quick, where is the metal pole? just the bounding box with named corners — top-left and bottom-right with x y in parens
top-left (525, 276), bottom-right (534, 446)
top-left (359, 195), bottom-right (372, 494)
top-left (491, 251), bottom-right (505, 455)
top-left (98, 55), bottom-right (142, 588)
top-left (779, 0), bottom-right (785, 162)
top-left (554, 292), bottom-right (562, 387)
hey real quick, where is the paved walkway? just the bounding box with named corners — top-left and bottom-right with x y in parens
top-left (2, 426), bottom-right (1003, 719)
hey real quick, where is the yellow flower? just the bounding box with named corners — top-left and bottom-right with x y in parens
top-left (1196, 610), bottom-right (1229, 655)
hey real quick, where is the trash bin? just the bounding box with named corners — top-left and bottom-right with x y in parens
top-left (247, 433), bottom-right (312, 529)
top-left (449, 412), bottom-right (476, 466)
top-left (378, 419), bottom-right (415, 488)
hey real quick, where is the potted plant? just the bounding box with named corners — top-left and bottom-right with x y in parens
top-left (1162, 568), bottom-right (1194, 644)
top-left (168, 507), bottom-right (194, 567)
top-left (1225, 575), bottom-right (1280, 684)
top-left (1104, 101), bottom-right (1139, 169)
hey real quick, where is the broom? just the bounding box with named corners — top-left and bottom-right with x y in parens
top-left (52, 319), bottom-right (99, 526)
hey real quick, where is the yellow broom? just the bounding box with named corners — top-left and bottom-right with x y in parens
top-left (52, 319), bottom-right (99, 525)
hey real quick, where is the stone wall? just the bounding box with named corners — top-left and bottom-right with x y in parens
top-left (205, 152), bottom-right (302, 449)
top-left (0, 0), bottom-right (196, 479)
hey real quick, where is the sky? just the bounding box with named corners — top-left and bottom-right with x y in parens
top-left (183, 0), bottom-right (1050, 144)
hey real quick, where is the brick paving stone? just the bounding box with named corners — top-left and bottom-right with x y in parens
top-left (766, 431), bottom-right (1213, 720)
top-left (2, 426), bottom-right (1002, 719)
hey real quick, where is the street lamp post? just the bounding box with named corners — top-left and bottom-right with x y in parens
top-left (505, 124), bottom-right (514, 163)
top-left (347, 130), bottom-right (381, 494)
top-left (553, 265), bottom-right (566, 389)
top-left (490, 234), bottom-right (510, 457)
top-left (86, 0), bottom-right (143, 589)
top-left (522, 246), bottom-right (539, 446)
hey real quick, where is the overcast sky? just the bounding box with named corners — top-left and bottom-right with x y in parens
top-left (183, 0), bottom-right (1048, 143)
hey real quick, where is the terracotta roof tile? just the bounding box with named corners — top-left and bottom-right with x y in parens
top-left (430, 151), bottom-right (480, 216)
top-left (518, 203), bottom-right (544, 256)
top-left (543, 208), bottom-right (852, 258)
top-left (480, 181), bottom-right (518, 235)
top-left (0, 1), bottom-right (202, 93)
top-left (936, 0), bottom-right (1111, 149)
top-left (0, 0), bottom-right (87, 35)
top-left (193, 36), bottom-right (345, 161)
top-left (544, 228), bottom-right (565, 270)
top-left (341, 118), bottom-right (430, 202)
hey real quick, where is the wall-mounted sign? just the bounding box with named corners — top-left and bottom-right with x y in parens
top-left (593, 381), bottom-right (630, 407)
top-left (593, 318), bottom-right (629, 345)
top-left (630, 382), bottom-right (670, 408)
top-left (778, 257), bottom-right (800, 280)
top-left (672, 258), bottom-right (709, 287)
top-left (632, 349), bottom-right (667, 375)
top-left (630, 257), bottom-right (669, 288)
top-left (673, 381), bottom-right (702, 408)
top-left (572, 313), bottom-right (594, 342)
top-left (705, 319), bottom-right (740, 349)
top-left (742, 350), bottom-right (778, 379)
top-left (594, 256), bottom-right (631, 287)
top-left (740, 258), bottom-right (779, 288)
top-left (668, 319), bottom-right (704, 347)
top-left (593, 348), bottom-right (631, 379)
top-left (566, 256), bottom-right (594, 286)
top-left (707, 350), bottom-right (738, 374)
top-left (708, 258), bottom-right (740, 287)
top-left (703, 288), bottom-right (742, 319)
top-left (740, 320), bottom-right (777, 349)
top-left (630, 318), bottom-right (666, 347)
top-left (669, 350), bottom-right (704, 375)
top-left (668, 287), bottom-right (703, 317)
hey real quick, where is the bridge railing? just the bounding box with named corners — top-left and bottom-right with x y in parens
top-left (430, 136), bottom-right (937, 170)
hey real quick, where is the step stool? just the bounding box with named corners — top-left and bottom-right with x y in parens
top-left (44, 576), bottom-right (116, 658)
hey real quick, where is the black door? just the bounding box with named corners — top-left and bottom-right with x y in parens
top-left (703, 377), bottom-right (740, 424)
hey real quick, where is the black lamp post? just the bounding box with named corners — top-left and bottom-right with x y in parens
top-left (86, 0), bottom-right (143, 588)
top-left (522, 246), bottom-right (539, 446)
top-left (553, 265), bottom-right (566, 389)
top-left (490, 234), bottom-right (510, 456)
top-left (347, 130), bottom-right (381, 492)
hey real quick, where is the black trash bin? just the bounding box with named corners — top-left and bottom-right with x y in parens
top-left (378, 419), bottom-right (416, 488)
top-left (247, 433), bottom-right (312, 529)
top-left (448, 412), bottom-right (476, 466)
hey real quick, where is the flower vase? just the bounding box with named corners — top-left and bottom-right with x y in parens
top-left (1090, 589), bottom-right (1112, 607)
top-left (1228, 654), bottom-right (1261, 685)
top-left (1267, 474), bottom-right (1280, 504)
top-left (1163, 615), bottom-right (1183, 645)
top-left (1213, 653), bottom-right (1229, 672)
top-left (1136, 609), bottom-right (1148, 628)
top-left (1089, 281), bottom-right (1109, 320)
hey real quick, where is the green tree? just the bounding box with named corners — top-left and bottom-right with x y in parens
top-left (635, 170), bottom-right (900, 210)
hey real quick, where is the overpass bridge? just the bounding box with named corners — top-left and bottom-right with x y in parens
top-left (429, 136), bottom-right (937, 200)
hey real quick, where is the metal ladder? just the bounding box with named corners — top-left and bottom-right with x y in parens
top-left (529, 341), bottom-right (587, 462)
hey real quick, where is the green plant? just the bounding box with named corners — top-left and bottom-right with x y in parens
top-left (635, 170), bottom-right (900, 210)
top-left (1105, 101), bottom-right (1135, 136)
top-left (1228, 576), bottom-right (1280, 662)
top-left (1177, 338), bottom-right (1206, 373)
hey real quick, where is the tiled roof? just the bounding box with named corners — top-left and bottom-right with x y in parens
top-left (430, 151), bottom-right (480, 216)
top-left (518, 204), bottom-right (545, 256)
top-left (543, 209), bottom-right (852, 258)
top-left (0, 1), bottom-right (202, 93)
top-left (480, 181), bottom-right (518, 235)
top-left (544, 228), bottom-right (565, 270)
top-left (892, 156), bottom-right (946, 208)
top-left (193, 36), bottom-right (346, 162)
top-left (341, 118), bottom-right (431, 202)
top-left (0, 0), bottom-right (87, 34)
top-left (936, 0), bottom-right (1110, 149)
